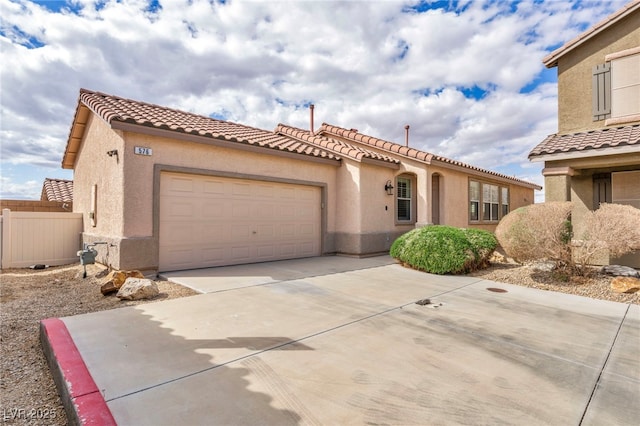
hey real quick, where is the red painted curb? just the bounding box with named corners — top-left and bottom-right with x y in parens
top-left (40, 318), bottom-right (117, 425)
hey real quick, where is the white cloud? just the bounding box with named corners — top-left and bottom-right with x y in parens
top-left (0, 0), bottom-right (630, 199)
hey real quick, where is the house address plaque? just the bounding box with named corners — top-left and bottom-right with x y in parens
top-left (134, 146), bottom-right (153, 156)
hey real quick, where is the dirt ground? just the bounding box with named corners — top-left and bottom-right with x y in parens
top-left (0, 259), bottom-right (637, 425)
top-left (0, 263), bottom-right (197, 425)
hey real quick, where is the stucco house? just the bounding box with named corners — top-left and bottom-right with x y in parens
top-left (63, 89), bottom-right (540, 274)
top-left (529, 0), bottom-right (640, 267)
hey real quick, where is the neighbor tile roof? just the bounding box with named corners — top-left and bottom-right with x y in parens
top-left (543, 0), bottom-right (640, 68)
top-left (63, 89), bottom-right (340, 168)
top-left (41, 178), bottom-right (73, 202)
top-left (529, 124), bottom-right (640, 158)
top-left (275, 124), bottom-right (400, 166)
top-left (318, 124), bottom-right (542, 189)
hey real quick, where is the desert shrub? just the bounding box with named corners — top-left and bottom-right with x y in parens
top-left (390, 225), bottom-right (497, 274)
top-left (495, 202), bottom-right (573, 268)
top-left (497, 202), bottom-right (640, 276)
top-left (575, 203), bottom-right (640, 269)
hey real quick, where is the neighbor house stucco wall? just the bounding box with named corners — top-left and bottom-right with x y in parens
top-left (556, 13), bottom-right (640, 134)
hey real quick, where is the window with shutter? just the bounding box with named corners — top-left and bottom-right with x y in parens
top-left (592, 63), bottom-right (611, 121)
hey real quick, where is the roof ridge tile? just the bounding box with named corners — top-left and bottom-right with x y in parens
top-left (319, 122), bottom-right (539, 187)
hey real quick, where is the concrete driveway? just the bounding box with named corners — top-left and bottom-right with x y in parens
top-left (41, 256), bottom-right (639, 425)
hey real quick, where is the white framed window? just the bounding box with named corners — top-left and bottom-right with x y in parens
top-left (469, 180), bottom-right (509, 223)
top-left (469, 181), bottom-right (480, 221)
top-left (483, 184), bottom-right (499, 221)
top-left (501, 187), bottom-right (509, 218)
top-left (396, 177), bottom-right (412, 222)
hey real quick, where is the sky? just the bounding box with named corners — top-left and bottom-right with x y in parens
top-left (0, 0), bottom-right (630, 201)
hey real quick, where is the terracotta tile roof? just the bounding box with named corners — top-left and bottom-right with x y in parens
top-left (63, 89), bottom-right (340, 168)
top-left (275, 124), bottom-right (400, 166)
top-left (41, 178), bottom-right (73, 202)
top-left (529, 124), bottom-right (640, 158)
top-left (318, 124), bottom-right (542, 189)
top-left (543, 0), bottom-right (640, 68)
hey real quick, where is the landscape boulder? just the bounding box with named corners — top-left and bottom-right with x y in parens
top-left (610, 277), bottom-right (640, 294)
top-left (100, 270), bottom-right (145, 295)
top-left (601, 265), bottom-right (640, 278)
top-left (116, 278), bottom-right (159, 300)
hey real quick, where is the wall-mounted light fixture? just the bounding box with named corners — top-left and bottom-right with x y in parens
top-left (106, 149), bottom-right (118, 157)
top-left (384, 180), bottom-right (394, 195)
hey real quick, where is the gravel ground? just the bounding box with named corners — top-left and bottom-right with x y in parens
top-left (0, 263), bottom-right (197, 425)
top-left (468, 258), bottom-right (639, 305)
top-left (1, 258), bottom-right (637, 425)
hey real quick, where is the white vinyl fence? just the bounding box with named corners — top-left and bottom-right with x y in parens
top-left (1, 209), bottom-right (83, 269)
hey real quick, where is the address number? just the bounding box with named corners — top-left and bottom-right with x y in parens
top-left (134, 146), bottom-right (153, 156)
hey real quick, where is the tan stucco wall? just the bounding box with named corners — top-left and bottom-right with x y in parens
top-left (73, 115), bottom-right (538, 270)
top-left (121, 131), bottom-right (339, 239)
top-left (73, 114), bottom-right (125, 237)
top-left (556, 11), bottom-right (640, 134)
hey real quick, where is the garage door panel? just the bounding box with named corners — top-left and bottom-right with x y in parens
top-left (202, 247), bottom-right (225, 262)
top-left (202, 202), bottom-right (224, 217)
top-left (160, 172), bottom-right (321, 271)
top-left (202, 180), bottom-right (225, 195)
top-left (232, 183), bottom-right (251, 196)
top-left (161, 247), bottom-right (195, 267)
top-left (256, 224), bottom-right (275, 238)
top-left (299, 223), bottom-right (315, 236)
top-left (202, 224), bottom-right (224, 240)
top-left (232, 202), bottom-right (251, 217)
top-left (256, 245), bottom-right (275, 258)
top-left (168, 203), bottom-right (195, 218)
top-left (166, 176), bottom-right (194, 192)
top-left (161, 224), bottom-right (195, 241)
top-left (300, 242), bottom-right (315, 255)
top-left (231, 246), bottom-right (251, 260)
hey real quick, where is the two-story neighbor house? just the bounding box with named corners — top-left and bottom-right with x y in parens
top-left (63, 89), bottom-right (540, 274)
top-left (529, 0), bottom-right (640, 267)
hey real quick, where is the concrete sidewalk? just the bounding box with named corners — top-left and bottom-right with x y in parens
top-left (41, 256), bottom-right (639, 425)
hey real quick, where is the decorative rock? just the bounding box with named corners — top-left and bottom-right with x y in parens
top-left (116, 278), bottom-right (159, 300)
top-left (531, 261), bottom-right (555, 272)
top-left (601, 265), bottom-right (640, 278)
top-left (100, 270), bottom-right (145, 295)
top-left (611, 277), bottom-right (640, 294)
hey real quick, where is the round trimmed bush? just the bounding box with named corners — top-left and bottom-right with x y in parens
top-left (390, 225), bottom-right (497, 274)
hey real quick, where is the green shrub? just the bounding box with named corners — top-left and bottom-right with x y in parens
top-left (390, 225), bottom-right (497, 274)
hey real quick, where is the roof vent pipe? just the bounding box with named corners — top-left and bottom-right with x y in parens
top-left (405, 125), bottom-right (410, 147)
top-left (310, 104), bottom-right (315, 136)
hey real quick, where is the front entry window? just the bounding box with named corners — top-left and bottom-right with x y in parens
top-left (397, 177), bottom-right (412, 222)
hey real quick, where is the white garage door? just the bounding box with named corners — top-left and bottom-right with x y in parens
top-left (159, 172), bottom-right (322, 271)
